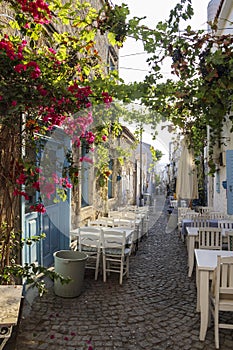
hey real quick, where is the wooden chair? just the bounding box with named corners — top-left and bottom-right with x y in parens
top-left (208, 212), bottom-right (226, 220)
top-left (101, 230), bottom-right (131, 284)
top-left (198, 206), bottom-right (214, 214)
top-left (198, 227), bottom-right (222, 250)
top-left (192, 215), bottom-right (210, 229)
top-left (209, 256), bottom-right (233, 349)
top-left (218, 220), bottom-right (233, 232)
top-left (227, 231), bottom-right (233, 251)
top-left (88, 217), bottom-right (114, 227)
top-left (78, 227), bottom-right (102, 280)
top-left (108, 210), bottom-right (123, 219)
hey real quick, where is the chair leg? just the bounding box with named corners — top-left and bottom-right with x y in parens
top-left (102, 254), bottom-right (106, 282)
top-left (215, 308), bottom-right (220, 349)
top-left (119, 258), bottom-right (124, 285)
top-left (94, 253), bottom-right (100, 280)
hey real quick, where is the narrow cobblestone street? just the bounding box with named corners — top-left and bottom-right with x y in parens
top-left (9, 196), bottom-right (233, 350)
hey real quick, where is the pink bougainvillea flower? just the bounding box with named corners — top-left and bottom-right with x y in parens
top-left (0, 96), bottom-right (2, 101)
top-left (41, 182), bottom-right (55, 199)
top-left (102, 135), bottom-right (107, 141)
top-left (12, 100), bottom-right (17, 106)
top-left (64, 336), bottom-right (69, 341)
top-left (50, 335), bottom-right (55, 339)
top-left (70, 332), bottom-right (76, 336)
top-left (80, 156), bottom-right (93, 164)
top-left (48, 48), bottom-right (56, 55)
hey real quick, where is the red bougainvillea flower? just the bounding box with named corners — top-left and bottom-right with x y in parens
top-left (13, 189), bottom-right (30, 200)
top-left (16, 173), bottom-right (27, 185)
top-left (102, 135), bottom-right (107, 141)
top-left (102, 91), bottom-right (113, 107)
top-left (30, 203), bottom-right (46, 213)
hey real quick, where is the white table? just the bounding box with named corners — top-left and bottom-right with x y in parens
top-left (0, 285), bottom-right (23, 350)
top-left (187, 227), bottom-right (228, 277)
top-left (194, 249), bottom-right (233, 341)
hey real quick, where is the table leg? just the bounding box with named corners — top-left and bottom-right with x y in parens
top-left (188, 236), bottom-right (195, 277)
top-left (199, 270), bottom-right (209, 341)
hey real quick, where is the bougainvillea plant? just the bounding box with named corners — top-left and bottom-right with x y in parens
top-left (0, 0), bottom-right (130, 288)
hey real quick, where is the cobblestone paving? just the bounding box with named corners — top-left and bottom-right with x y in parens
top-left (9, 196), bottom-right (233, 349)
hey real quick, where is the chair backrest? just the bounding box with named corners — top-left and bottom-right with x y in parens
top-left (198, 227), bottom-right (222, 250)
top-left (218, 220), bottom-right (233, 230)
top-left (178, 207), bottom-right (188, 220)
top-left (78, 227), bottom-right (102, 251)
top-left (198, 206), bottom-right (214, 214)
top-left (170, 200), bottom-right (178, 208)
top-left (108, 211), bottom-right (122, 218)
top-left (208, 212), bottom-right (226, 220)
top-left (185, 212), bottom-right (198, 220)
top-left (192, 214), bottom-right (210, 228)
top-left (227, 231), bottom-right (233, 251)
top-left (212, 255), bottom-right (233, 304)
top-left (113, 218), bottom-right (135, 228)
top-left (121, 211), bottom-right (137, 220)
top-left (101, 230), bottom-right (126, 256)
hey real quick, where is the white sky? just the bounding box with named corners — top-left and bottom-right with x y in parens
top-left (111, 0), bottom-right (211, 164)
top-left (112, 0), bottom-right (211, 83)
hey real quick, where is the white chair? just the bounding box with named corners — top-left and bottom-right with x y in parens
top-left (112, 218), bottom-right (135, 228)
top-left (198, 206), bottom-right (214, 214)
top-left (209, 256), bottom-right (233, 349)
top-left (101, 230), bottom-right (131, 284)
top-left (218, 220), bottom-right (233, 233)
top-left (198, 227), bottom-right (222, 250)
top-left (208, 212), bottom-right (226, 220)
top-left (227, 231), bottom-right (233, 251)
top-left (170, 199), bottom-right (178, 208)
top-left (88, 217), bottom-right (114, 227)
top-left (78, 227), bottom-right (102, 280)
top-left (108, 211), bottom-right (122, 219)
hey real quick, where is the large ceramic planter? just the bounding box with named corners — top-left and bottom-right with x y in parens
top-left (53, 250), bottom-right (88, 298)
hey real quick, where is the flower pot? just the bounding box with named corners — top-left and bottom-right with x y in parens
top-left (53, 250), bottom-right (88, 298)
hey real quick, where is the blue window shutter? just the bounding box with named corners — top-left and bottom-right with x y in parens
top-left (226, 150), bottom-right (233, 214)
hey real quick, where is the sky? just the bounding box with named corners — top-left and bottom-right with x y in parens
top-left (111, 0), bottom-right (211, 164)
top-left (112, 0), bottom-right (211, 83)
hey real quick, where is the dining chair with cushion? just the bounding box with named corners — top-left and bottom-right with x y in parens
top-left (198, 227), bottom-right (222, 250)
top-left (78, 227), bottom-right (102, 280)
top-left (209, 255), bottom-right (233, 349)
top-left (101, 230), bottom-right (131, 284)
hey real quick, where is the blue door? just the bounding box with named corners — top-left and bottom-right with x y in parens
top-left (23, 128), bottom-right (71, 267)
